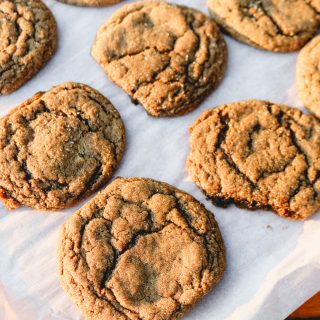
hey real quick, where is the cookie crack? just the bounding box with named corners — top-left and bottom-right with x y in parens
top-left (287, 126), bottom-right (317, 202)
top-left (76, 159), bottom-right (103, 200)
top-left (0, 2), bottom-right (54, 90)
top-left (102, 5), bottom-right (224, 116)
top-left (305, 0), bottom-right (320, 14)
top-left (240, 0), bottom-right (302, 37)
top-left (106, 287), bottom-right (141, 319)
top-left (174, 200), bottom-right (216, 278)
top-left (266, 106), bottom-right (318, 203)
top-left (217, 112), bottom-right (257, 189)
top-left (78, 219), bottom-right (164, 318)
top-left (77, 191), bottom-right (211, 318)
top-left (247, 123), bottom-right (261, 156)
top-left (0, 86), bottom-right (121, 208)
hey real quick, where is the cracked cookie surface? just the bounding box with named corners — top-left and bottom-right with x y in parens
top-left (207, 0), bottom-right (318, 52)
top-left (0, 82), bottom-right (125, 210)
top-left (305, 0), bottom-right (320, 20)
top-left (0, 0), bottom-right (57, 95)
top-left (91, 0), bottom-right (227, 117)
top-left (187, 100), bottom-right (320, 220)
top-left (297, 35), bottom-right (320, 119)
top-left (57, 177), bottom-right (226, 320)
top-left (57, 0), bottom-right (122, 7)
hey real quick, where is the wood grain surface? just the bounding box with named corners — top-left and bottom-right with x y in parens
top-left (289, 292), bottom-right (320, 318)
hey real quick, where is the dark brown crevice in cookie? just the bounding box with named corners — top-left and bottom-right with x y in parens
top-left (174, 200), bottom-right (222, 285)
top-left (216, 112), bottom-right (257, 189)
top-left (76, 197), bottom-right (155, 294)
top-left (304, 0), bottom-right (320, 14)
top-left (264, 106), bottom-right (317, 207)
top-left (240, 1), bottom-right (300, 38)
top-left (77, 163), bottom-right (103, 200)
top-left (20, 160), bottom-right (32, 181)
top-left (107, 287), bottom-right (142, 319)
top-left (206, 192), bottom-right (271, 211)
top-left (266, 106), bottom-right (319, 204)
top-left (208, 8), bottom-right (264, 50)
top-left (77, 218), bottom-right (139, 319)
top-left (247, 123), bottom-right (261, 156)
top-left (4, 108), bottom-right (102, 204)
top-left (58, 178), bottom-right (225, 320)
top-left (78, 217), bottom-right (153, 314)
top-left (75, 226), bottom-right (136, 319)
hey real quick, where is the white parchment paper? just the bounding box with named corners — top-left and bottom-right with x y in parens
top-left (0, 1), bottom-right (319, 319)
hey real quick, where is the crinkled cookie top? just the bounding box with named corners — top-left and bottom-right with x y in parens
top-left (92, 0), bottom-right (227, 117)
top-left (187, 100), bottom-right (320, 220)
top-left (207, 0), bottom-right (318, 52)
top-left (0, 0), bottom-right (57, 94)
top-left (0, 82), bottom-right (125, 210)
top-left (58, 177), bottom-right (226, 320)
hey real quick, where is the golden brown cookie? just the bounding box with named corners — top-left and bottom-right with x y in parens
top-left (57, 177), bottom-right (226, 320)
top-left (207, 0), bottom-right (318, 52)
top-left (187, 100), bottom-right (320, 220)
top-left (57, 0), bottom-right (122, 7)
top-left (0, 0), bottom-right (57, 95)
top-left (91, 0), bottom-right (227, 117)
top-left (297, 35), bottom-right (320, 119)
top-left (0, 82), bottom-right (125, 210)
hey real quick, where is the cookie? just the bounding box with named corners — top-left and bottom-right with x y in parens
top-left (207, 0), bottom-right (318, 52)
top-left (0, 82), bottom-right (125, 210)
top-left (187, 100), bottom-right (320, 220)
top-left (57, 177), bottom-right (226, 320)
top-left (91, 0), bottom-right (227, 117)
top-left (0, 0), bottom-right (57, 95)
top-left (57, 0), bottom-right (122, 7)
top-left (297, 35), bottom-right (320, 119)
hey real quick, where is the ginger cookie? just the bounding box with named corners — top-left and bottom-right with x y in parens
top-left (91, 1), bottom-right (227, 117)
top-left (57, 0), bottom-right (122, 7)
top-left (0, 82), bottom-right (125, 210)
top-left (0, 0), bottom-right (57, 95)
top-left (297, 35), bottom-right (320, 119)
top-left (187, 100), bottom-right (320, 220)
top-left (57, 177), bottom-right (226, 320)
top-left (207, 0), bottom-right (318, 52)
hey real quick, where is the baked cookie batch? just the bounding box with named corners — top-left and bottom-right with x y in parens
top-left (0, 0), bottom-right (319, 319)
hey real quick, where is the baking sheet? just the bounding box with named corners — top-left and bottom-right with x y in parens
top-left (0, 1), bottom-right (319, 319)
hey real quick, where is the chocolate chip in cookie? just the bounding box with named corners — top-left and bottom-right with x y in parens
top-left (187, 100), bottom-right (320, 220)
top-left (0, 0), bottom-right (57, 95)
top-left (92, 0), bottom-right (227, 117)
top-left (207, 0), bottom-right (318, 52)
top-left (0, 82), bottom-right (125, 210)
top-left (57, 177), bottom-right (226, 320)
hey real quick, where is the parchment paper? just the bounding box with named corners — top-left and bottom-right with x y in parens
top-left (0, 1), bottom-right (319, 319)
